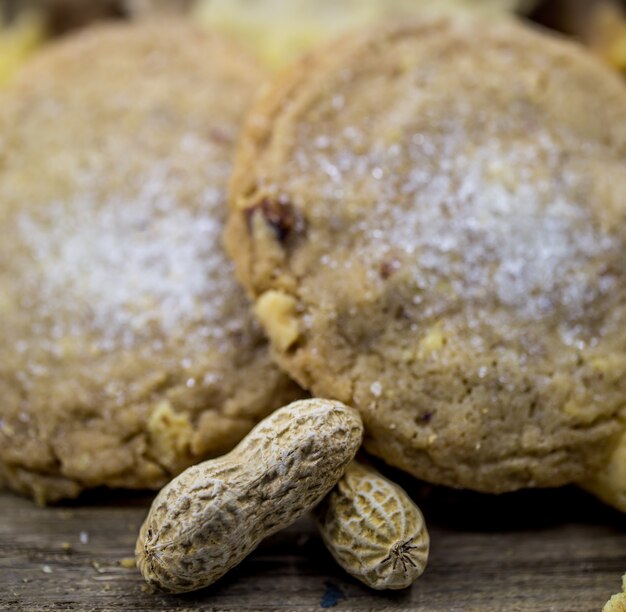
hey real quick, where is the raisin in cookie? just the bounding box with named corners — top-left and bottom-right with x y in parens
top-left (0, 21), bottom-right (301, 503)
top-left (226, 16), bottom-right (626, 493)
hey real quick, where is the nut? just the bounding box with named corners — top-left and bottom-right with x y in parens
top-left (314, 460), bottom-right (429, 590)
top-left (254, 290), bottom-right (300, 351)
top-left (581, 425), bottom-right (626, 513)
top-left (146, 400), bottom-right (193, 471)
top-left (135, 398), bottom-right (363, 593)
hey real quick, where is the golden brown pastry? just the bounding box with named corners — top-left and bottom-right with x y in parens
top-left (0, 20), bottom-right (301, 503)
top-left (227, 15), bottom-right (626, 494)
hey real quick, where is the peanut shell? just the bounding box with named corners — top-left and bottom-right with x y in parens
top-left (314, 460), bottom-right (429, 590)
top-left (136, 398), bottom-right (363, 593)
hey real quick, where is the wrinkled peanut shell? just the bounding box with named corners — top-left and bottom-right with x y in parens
top-left (136, 398), bottom-right (363, 593)
top-left (314, 460), bottom-right (429, 590)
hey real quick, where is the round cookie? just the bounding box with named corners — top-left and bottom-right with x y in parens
top-left (226, 16), bottom-right (626, 493)
top-left (0, 21), bottom-right (301, 503)
top-left (194, 0), bottom-right (539, 69)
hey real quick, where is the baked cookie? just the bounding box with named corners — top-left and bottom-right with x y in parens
top-left (227, 16), bottom-right (626, 493)
top-left (0, 21), bottom-right (301, 503)
top-left (194, 0), bottom-right (539, 69)
top-left (0, 11), bottom-right (43, 86)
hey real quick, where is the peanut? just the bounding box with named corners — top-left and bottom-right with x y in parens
top-left (135, 398), bottom-right (363, 593)
top-left (314, 460), bottom-right (429, 590)
top-left (254, 290), bottom-right (300, 351)
top-left (581, 425), bottom-right (626, 513)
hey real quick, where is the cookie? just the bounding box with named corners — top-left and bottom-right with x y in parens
top-left (226, 16), bottom-right (626, 493)
top-left (0, 11), bottom-right (43, 86)
top-left (0, 21), bottom-right (301, 503)
top-left (194, 0), bottom-right (539, 69)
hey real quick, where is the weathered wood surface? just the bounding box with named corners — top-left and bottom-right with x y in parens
top-left (1, 476), bottom-right (625, 612)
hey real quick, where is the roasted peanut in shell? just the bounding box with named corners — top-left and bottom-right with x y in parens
top-left (314, 460), bottom-right (429, 590)
top-left (136, 398), bottom-right (363, 593)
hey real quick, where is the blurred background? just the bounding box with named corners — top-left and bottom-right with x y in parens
top-left (0, 0), bottom-right (625, 84)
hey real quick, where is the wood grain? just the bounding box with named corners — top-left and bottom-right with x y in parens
top-left (1, 474), bottom-right (625, 612)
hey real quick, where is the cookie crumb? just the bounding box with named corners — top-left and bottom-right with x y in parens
top-left (603, 574), bottom-right (626, 612)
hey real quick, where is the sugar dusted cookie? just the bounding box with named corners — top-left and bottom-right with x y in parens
top-left (193, 0), bottom-right (539, 69)
top-left (0, 21), bottom-right (301, 503)
top-left (227, 16), bottom-right (626, 493)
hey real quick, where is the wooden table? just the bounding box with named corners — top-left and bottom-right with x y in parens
top-left (2, 472), bottom-right (625, 612)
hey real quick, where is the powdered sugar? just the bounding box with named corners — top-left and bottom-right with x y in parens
top-left (377, 131), bottom-right (617, 323)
